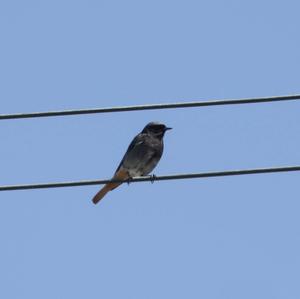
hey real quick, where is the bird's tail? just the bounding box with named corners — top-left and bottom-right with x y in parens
top-left (92, 181), bottom-right (122, 204)
top-left (92, 168), bottom-right (129, 204)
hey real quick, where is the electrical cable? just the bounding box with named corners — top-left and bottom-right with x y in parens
top-left (1, 165), bottom-right (299, 191)
top-left (1, 94), bottom-right (299, 120)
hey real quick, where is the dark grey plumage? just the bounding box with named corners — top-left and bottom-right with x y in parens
top-left (92, 122), bottom-right (172, 204)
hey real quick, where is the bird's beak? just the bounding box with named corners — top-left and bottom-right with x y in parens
top-left (165, 127), bottom-right (172, 131)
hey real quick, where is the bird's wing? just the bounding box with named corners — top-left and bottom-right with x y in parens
top-left (115, 133), bottom-right (147, 172)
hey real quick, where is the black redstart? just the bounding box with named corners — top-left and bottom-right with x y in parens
top-left (92, 122), bottom-right (172, 204)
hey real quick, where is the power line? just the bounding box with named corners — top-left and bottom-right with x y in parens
top-left (1, 165), bottom-right (300, 191)
top-left (1, 94), bottom-right (300, 120)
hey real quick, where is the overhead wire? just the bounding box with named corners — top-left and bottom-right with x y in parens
top-left (1, 94), bottom-right (300, 120)
top-left (1, 165), bottom-right (300, 191)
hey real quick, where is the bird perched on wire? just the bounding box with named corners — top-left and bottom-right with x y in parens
top-left (92, 122), bottom-right (172, 204)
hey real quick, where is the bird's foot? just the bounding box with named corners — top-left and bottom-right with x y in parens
top-left (150, 174), bottom-right (157, 184)
top-left (126, 176), bottom-right (133, 185)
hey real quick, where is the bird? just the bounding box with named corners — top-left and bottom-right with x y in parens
top-left (92, 122), bottom-right (172, 204)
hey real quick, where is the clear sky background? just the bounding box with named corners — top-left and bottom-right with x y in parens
top-left (1, 1), bottom-right (300, 298)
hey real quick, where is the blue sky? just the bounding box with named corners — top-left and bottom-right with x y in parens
top-left (1, 0), bottom-right (300, 298)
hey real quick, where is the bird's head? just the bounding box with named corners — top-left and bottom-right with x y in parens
top-left (142, 122), bottom-right (172, 138)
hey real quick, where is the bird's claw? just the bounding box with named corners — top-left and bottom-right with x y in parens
top-left (126, 176), bottom-right (133, 185)
top-left (150, 174), bottom-right (157, 184)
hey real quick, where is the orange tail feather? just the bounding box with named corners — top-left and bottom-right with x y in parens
top-left (92, 182), bottom-right (122, 204)
top-left (92, 168), bottom-right (129, 204)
